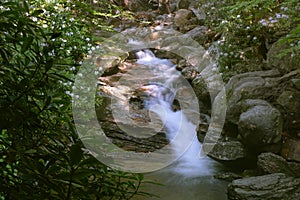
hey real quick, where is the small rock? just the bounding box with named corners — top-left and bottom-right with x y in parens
top-left (174, 9), bottom-right (193, 32)
top-left (181, 66), bottom-right (198, 81)
top-left (177, 0), bottom-right (193, 9)
top-left (281, 137), bottom-right (300, 162)
top-left (206, 138), bottom-right (247, 161)
top-left (257, 152), bottom-right (300, 177)
top-left (291, 79), bottom-right (300, 90)
top-left (214, 172), bottom-right (243, 182)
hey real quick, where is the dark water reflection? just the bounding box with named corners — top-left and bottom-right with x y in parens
top-left (134, 160), bottom-right (228, 200)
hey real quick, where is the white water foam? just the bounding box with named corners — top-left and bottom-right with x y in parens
top-left (135, 50), bottom-right (217, 177)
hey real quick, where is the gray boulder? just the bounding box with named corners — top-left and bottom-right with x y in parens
top-left (238, 103), bottom-right (282, 148)
top-left (225, 69), bottom-right (281, 125)
top-left (184, 25), bottom-right (208, 45)
top-left (206, 137), bottom-right (247, 161)
top-left (267, 40), bottom-right (300, 74)
top-left (277, 90), bottom-right (300, 136)
top-left (228, 173), bottom-right (300, 200)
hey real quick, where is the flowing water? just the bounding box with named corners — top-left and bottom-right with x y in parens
top-left (131, 50), bottom-right (228, 200)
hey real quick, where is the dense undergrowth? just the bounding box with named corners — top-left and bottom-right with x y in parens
top-left (202, 0), bottom-right (300, 80)
top-left (0, 1), bottom-right (153, 199)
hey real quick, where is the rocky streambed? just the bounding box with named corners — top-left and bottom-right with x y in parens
top-left (94, 0), bottom-right (300, 199)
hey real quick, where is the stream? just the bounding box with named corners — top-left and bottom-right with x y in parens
top-left (126, 50), bottom-right (228, 199)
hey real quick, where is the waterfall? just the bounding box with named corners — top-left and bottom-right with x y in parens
top-left (135, 50), bottom-right (216, 177)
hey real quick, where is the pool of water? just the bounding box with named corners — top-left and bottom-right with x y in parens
top-left (134, 160), bottom-right (228, 200)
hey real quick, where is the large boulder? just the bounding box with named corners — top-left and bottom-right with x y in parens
top-left (225, 70), bottom-right (281, 125)
top-left (183, 25), bottom-right (208, 45)
top-left (228, 173), bottom-right (300, 200)
top-left (238, 102), bottom-right (282, 149)
top-left (267, 40), bottom-right (300, 74)
top-left (277, 90), bottom-right (300, 136)
top-left (257, 152), bottom-right (300, 177)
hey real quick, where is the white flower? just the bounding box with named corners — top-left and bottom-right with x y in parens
top-left (32, 17), bottom-right (38, 22)
top-left (275, 13), bottom-right (281, 18)
top-left (237, 15), bottom-right (241, 18)
top-left (270, 19), bottom-right (278, 24)
top-left (86, 38), bottom-right (90, 42)
top-left (259, 19), bottom-right (267, 26)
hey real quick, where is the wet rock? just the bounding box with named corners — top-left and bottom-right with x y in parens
top-left (206, 137), bottom-right (247, 161)
top-left (238, 103), bottom-right (282, 148)
top-left (228, 173), bottom-right (300, 200)
top-left (214, 172), bottom-right (243, 182)
top-left (257, 152), bottom-right (300, 177)
top-left (267, 40), bottom-right (300, 74)
top-left (281, 137), bottom-right (300, 162)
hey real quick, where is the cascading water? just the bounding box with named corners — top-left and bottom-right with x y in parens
top-left (132, 50), bottom-right (228, 200)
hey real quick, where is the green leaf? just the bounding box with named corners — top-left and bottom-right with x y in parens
top-left (69, 144), bottom-right (83, 166)
top-left (31, 9), bottom-right (44, 17)
top-left (24, 149), bottom-right (37, 154)
top-left (21, 36), bottom-right (34, 54)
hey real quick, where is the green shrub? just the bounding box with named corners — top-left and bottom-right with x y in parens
top-left (202, 0), bottom-right (300, 79)
top-left (0, 1), bottom-right (154, 199)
